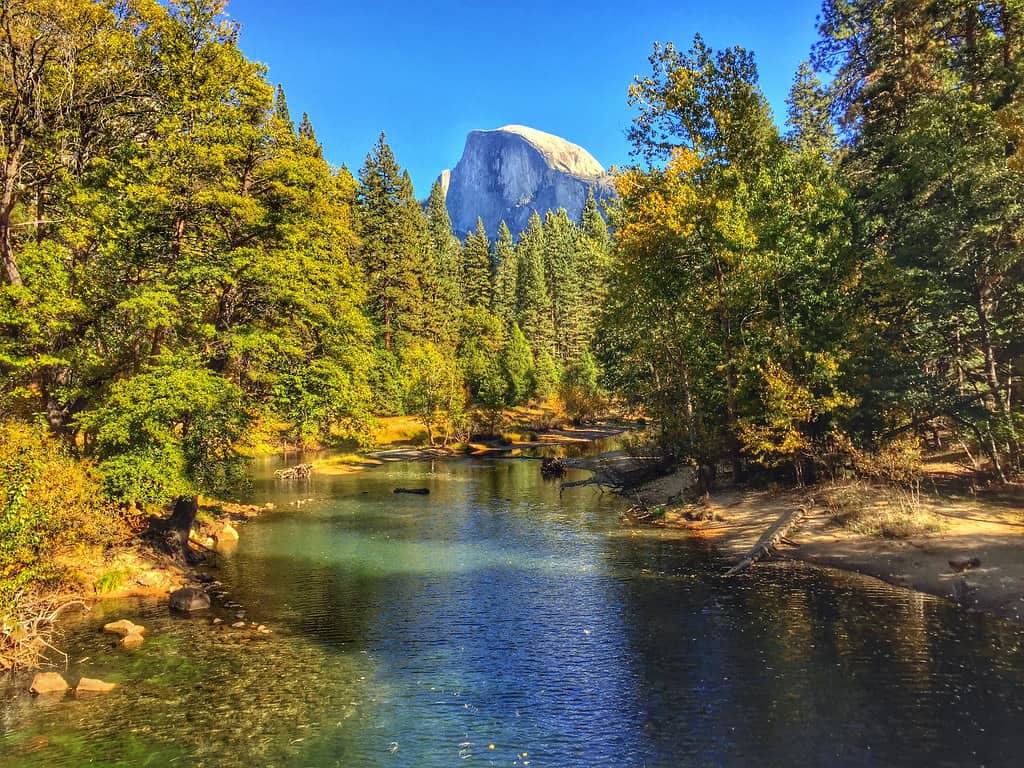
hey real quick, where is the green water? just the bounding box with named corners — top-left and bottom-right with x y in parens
top-left (3, 454), bottom-right (1024, 767)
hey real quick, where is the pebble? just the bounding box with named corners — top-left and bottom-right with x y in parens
top-left (232, 621), bottom-right (246, 628)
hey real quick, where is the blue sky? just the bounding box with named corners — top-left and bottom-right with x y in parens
top-left (228, 0), bottom-right (824, 196)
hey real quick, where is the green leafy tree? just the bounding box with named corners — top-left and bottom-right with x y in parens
top-left (532, 348), bottom-right (560, 401)
top-left (600, 37), bottom-right (856, 486)
top-left (502, 323), bottom-right (534, 405)
top-left (400, 341), bottom-right (465, 446)
top-left (457, 306), bottom-right (505, 399)
top-left (559, 350), bottom-right (603, 424)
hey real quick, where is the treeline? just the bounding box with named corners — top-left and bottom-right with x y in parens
top-left (598, 1), bottom-right (1024, 487)
top-left (0, 0), bottom-right (609, 525)
top-left (362, 142), bottom-right (610, 443)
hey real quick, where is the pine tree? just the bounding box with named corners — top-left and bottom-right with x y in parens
top-left (515, 211), bottom-right (555, 356)
top-left (542, 208), bottom-right (586, 362)
top-left (785, 62), bottom-right (837, 159)
top-left (298, 112), bottom-right (323, 159)
top-left (356, 133), bottom-right (433, 351)
top-left (491, 220), bottom-right (518, 322)
top-left (425, 178), bottom-right (462, 316)
top-left (274, 84), bottom-right (294, 131)
top-left (816, 0), bottom-right (1024, 474)
top-left (579, 192), bottom-right (611, 339)
top-left (461, 217), bottom-right (492, 308)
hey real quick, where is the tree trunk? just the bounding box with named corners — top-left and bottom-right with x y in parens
top-left (0, 142), bottom-right (24, 287)
top-left (975, 276), bottom-right (1020, 468)
top-left (976, 280), bottom-right (1008, 414)
top-left (159, 496), bottom-right (202, 565)
top-left (716, 260), bottom-right (741, 482)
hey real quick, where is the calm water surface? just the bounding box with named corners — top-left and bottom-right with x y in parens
top-left (3, 453), bottom-right (1024, 767)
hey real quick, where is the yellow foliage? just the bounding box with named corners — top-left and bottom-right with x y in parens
top-left (738, 358), bottom-right (857, 472)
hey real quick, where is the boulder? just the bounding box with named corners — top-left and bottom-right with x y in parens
top-left (120, 632), bottom-right (145, 650)
top-left (169, 587), bottom-right (211, 613)
top-left (76, 677), bottom-right (117, 694)
top-left (30, 672), bottom-right (69, 695)
top-left (103, 619), bottom-right (147, 637)
top-left (216, 522), bottom-right (239, 542)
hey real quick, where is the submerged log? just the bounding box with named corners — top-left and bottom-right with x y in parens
top-left (394, 487), bottom-right (430, 495)
top-left (724, 504), bottom-right (808, 576)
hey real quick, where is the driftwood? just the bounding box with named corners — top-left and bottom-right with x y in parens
top-left (619, 503), bottom-right (663, 524)
top-left (1, 594), bottom-right (87, 671)
top-left (275, 463), bottom-right (313, 480)
top-left (724, 504), bottom-right (808, 576)
top-left (540, 457), bottom-right (568, 477)
top-left (394, 487), bottom-right (430, 495)
top-left (560, 454), bottom-right (676, 494)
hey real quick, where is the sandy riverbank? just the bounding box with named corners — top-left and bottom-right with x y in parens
top-left (626, 470), bottom-right (1024, 623)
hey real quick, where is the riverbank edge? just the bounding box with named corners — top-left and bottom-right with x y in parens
top-left (617, 470), bottom-right (1024, 626)
top-left (2, 419), bottom-right (639, 671)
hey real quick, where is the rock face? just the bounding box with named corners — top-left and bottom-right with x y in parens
top-left (441, 125), bottom-right (614, 240)
top-left (169, 587), bottom-right (211, 613)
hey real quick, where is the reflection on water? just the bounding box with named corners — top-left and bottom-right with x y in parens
top-left (3, 455), bottom-right (1024, 767)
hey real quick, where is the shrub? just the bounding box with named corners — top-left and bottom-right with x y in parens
top-left (94, 569), bottom-right (129, 595)
top-left (0, 421), bottom-right (122, 614)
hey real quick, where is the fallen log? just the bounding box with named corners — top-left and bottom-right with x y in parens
top-left (724, 503), bottom-right (808, 576)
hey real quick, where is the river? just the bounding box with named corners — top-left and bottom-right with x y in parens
top-left (3, 451), bottom-right (1024, 767)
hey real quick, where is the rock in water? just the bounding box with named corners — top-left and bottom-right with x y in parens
top-left (76, 677), bottom-right (117, 694)
top-left (30, 672), bottom-right (69, 695)
top-left (440, 125), bottom-right (614, 240)
top-left (169, 587), bottom-right (211, 612)
top-left (120, 632), bottom-right (145, 650)
top-left (103, 619), bottom-right (147, 637)
top-left (949, 557), bottom-right (982, 573)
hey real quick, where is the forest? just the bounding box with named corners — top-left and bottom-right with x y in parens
top-left (2, 0), bottom-right (1023, 649)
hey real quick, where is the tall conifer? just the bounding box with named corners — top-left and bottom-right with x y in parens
top-left (461, 217), bottom-right (492, 308)
top-left (356, 134), bottom-right (433, 351)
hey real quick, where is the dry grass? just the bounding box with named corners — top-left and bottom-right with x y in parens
top-left (314, 453), bottom-right (383, 476)
top-left (373, 415), bottom-right (429, 447)
top-left (824, 479), bottom-right (944, 538)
